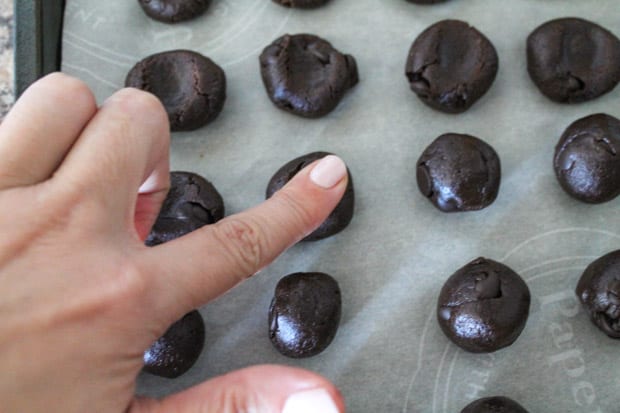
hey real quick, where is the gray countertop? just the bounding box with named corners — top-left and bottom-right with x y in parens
top-left (0, 0), bottom-right (13, 119)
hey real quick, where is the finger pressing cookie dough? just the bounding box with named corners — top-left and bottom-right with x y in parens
top-left (259, 34), bottom-right (358, 118)
top-left (126, 50), bottom-right (226, 132)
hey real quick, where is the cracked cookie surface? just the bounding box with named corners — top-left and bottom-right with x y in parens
top-left (259, 34), bottom-right (358, 118)
top-left (437, 258), bottom-right (531, 353)
top-left (126, 50), bottom-right (226, 131)
top-left (405, 19), bottom-right (498, 113)
top-left (416, 133), bottom-right (500, 212)
top-left (577, 250), bottom-right (620, 339)
top-left (527, 18), bottom-right (620, 103)
top-left (554, 113), bottom-right (620, 204)
top-left (146, 171), bottom-right (224, 246)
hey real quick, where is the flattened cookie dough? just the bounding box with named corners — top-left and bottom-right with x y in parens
top-left (126, 50), bottom-right (226, 131)
top-left (260, 34), bottom-right (358, 118)
top-left (461, 397), bottom-right (529, 413)
top-left (269, 272), bottom-right (341, 358)
top-left (272, 0), bottom-right (330, 8)
top-left (527, 18), bottom-right (620, 103)
top-left (138, 0), bottom-right (211, 23)
top-left (576, 249), bottom-right (620, 338)
top-left (266, 152), bottom-right (354, 241)
top-left (146, 171), bottom-right (224, 246)
top-left (143, 310), bottom-right (205, 378)
top-left (405, 20), bottom-right (498, 113)
top-left (416, 133), bottom-right (501, 212)
top-left (437, 257), bottom-right (531, 353)
top-left (554, 113), bottom-right (620, 203)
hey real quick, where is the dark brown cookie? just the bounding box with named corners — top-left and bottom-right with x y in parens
top-left (146, 171), bottom-right (224, 246)
top-left (272, 0), bottom-right (330, 8)
top-left (138, 0), bottom-right (211, 23)
top-left (269, 272), bottom-right (341, 358)
top-left (259, 34), bottom-right (358, 118)
top-left (437, 257), bottom-right (531, 353)
top-left (405, 20), bottom-right (498, 113)
top-left (416, 133), bottom-right (501, 212)
top-left (554, 113), bottom-right (620, 204)
top-left (126, 50), bottom-right (226, 131)
top-left (527, 18), bottom-right (620, 103)
top-left (461, 397), bottom-right (529, 413)
top-left (266, 152), bottom-right (354, 241)
top-left (576, 249), bottom-right (620, 338)
top-left (143, 310), bottom-right (205, 378)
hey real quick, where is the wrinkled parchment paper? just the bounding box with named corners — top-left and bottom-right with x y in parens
top-left (62, 1), bottom-right (619, 411)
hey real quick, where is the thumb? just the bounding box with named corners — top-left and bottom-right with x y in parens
top-left (129, 365), bottom-right (345, 413)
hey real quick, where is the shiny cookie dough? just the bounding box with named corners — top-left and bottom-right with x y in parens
top-left (416, 133), bottom-right (501, 212)
top-left (143, 310), bottom-right (205, 378)
top-left (527, 18), bottom-right (620, 103)
top-left (437, 257), bottom-right (531, 353)
top-left (405, 20), bottom-right (499, 113)
top-left (269, 272), bottom-right (341, 358)
top-left (266, 152), bottom-right (354, 241)
top-left (137, 0), bottom-right (211, 23)
top-left (259, 34), bottom-right (358, 118)
top-left (576, 249), bottom-right (620, 338)
top-left (460, 396), bottom-right (529, 413)
top-left (553, 113), bottom-right (620, 204)
top-left (126, 50), bottom-right (226, 131)
top-left (146, 171), bottom-right (224, 246)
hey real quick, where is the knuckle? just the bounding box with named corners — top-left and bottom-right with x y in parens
top-left (213, 218), bottom-right (266, 278)
top-left (106, 257), bottom-right (149, 304)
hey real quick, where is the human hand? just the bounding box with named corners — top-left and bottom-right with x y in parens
top-left (0, 73), bottom-right (348, 413)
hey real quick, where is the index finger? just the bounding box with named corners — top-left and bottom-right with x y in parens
top-left (138, 155), bottom-right (349, 322)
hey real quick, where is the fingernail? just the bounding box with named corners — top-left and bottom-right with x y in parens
top-left (282, 388), bottom-right (339, 413)
top-left (309, 155), bottom-right (347, 189)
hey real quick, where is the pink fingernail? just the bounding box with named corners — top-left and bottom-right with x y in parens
top-left (309, 155), bottom-right (347, 189)
top-left (282, 388), bottom-right (339, 413)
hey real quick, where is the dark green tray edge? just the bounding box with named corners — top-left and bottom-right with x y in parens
top-left (13, 0), bottom-right (65, 98)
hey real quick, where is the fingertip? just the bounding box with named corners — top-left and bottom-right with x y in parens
top-left (19, 72), bottom-right (96, 118)
top-left (104, 87), bottom-right (169, 132)
top-left (308, 155), bottom-right (348, 189)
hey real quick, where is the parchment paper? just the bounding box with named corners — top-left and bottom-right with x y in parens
top-left (62, 1), bottom-right (620, 411)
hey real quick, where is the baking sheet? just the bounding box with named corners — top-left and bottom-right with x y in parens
top-left (61, 1), bottom-right (620, 411)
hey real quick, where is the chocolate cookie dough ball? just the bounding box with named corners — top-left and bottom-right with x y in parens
top-left (405, 20), bottom-right (498, 113)
top-left (269, 272), bottom-right (341, 358)
top-left (554, 113), bottom-right (620, 204)
top-left (259, 34), bottom-right (358, 118)
top-left (143, 310), bottom-right (205, 378)
top-left (266, 152), bottom-right (354, 241)
top-left (126, 50), bottom-right (226, 131)
top-left (146, 171), bottom-right (224, 246)
top-left (416, 133), bottom-right (501, 212)
top-left (576, 250), bottom-right (620, 338)
top-left (437, 258), bottom-right (531, 353)
top-left (461, 396), bottom-right (529, 413)
top-left (138, 0), bottom-right (210, 23)
top-left (527, 18), bottom-right (620, 103)
top-left (272, 0), bottom-right (330, 8)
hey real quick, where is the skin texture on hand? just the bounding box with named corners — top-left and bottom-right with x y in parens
top-left (0, 73), bottom-right (347, 413)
